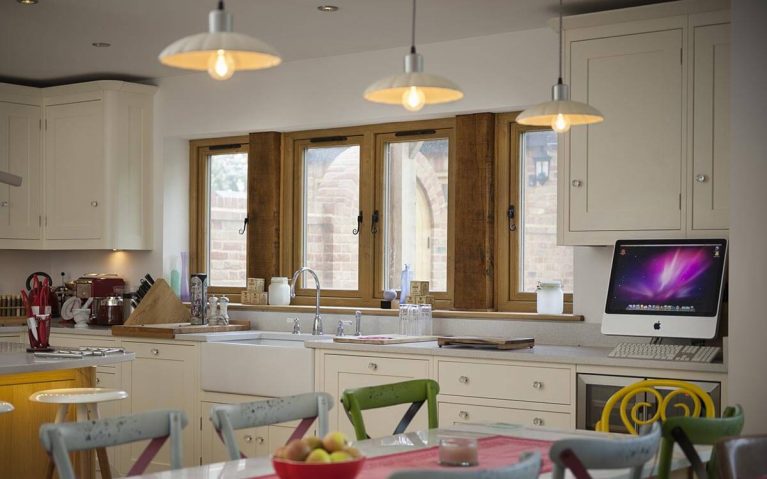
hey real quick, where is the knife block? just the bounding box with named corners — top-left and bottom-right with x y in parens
top-left (124, 278), bottom-right (190, 325)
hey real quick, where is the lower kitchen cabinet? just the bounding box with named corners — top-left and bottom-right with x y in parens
top-left (439, 400), bottom-right (572, 429)
top-left (321, 353), bottom-right (433, 438)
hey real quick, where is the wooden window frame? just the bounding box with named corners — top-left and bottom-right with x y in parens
top-left (495, 113), bottom-right (574, 312)
top-left (189, 135), bottom-right (250, 300)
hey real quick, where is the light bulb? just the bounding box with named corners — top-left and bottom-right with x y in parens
top-left (401, 86), bottom-right (426, 112)
top-left (207, 50), bottom-right (235, 80)
top-left (551, 113), bottom-right (571, 133)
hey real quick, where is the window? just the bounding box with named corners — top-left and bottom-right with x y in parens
top-left (189, 137), bottom-right (250, 295)
top-left (286, 120), bottom-right (453, 307)
top-left (496, 114), bottom-right (574, 312)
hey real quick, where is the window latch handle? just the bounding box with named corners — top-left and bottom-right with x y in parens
top-left (352, 210), bottom-right (363, 235)
top-left (507, 205), bottom-right (517, 232)
top-left (238, 217), bottom-right (249, 235)
top-left (371, 210), bottom-right (379, 235)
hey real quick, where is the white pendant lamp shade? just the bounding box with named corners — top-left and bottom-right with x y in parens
top-left (364, 0), bottom-right (463, 111)
top-left (159, 1), bottom-right (281, 80)
top-left (517, 0), bottom-right (603, 132)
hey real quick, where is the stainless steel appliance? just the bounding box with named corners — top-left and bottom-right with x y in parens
top-left (74, 274), bottom-right (126, 325)
top-left (577, 373), bottom-right (721, 433)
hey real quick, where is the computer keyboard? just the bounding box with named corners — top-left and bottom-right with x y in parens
top-left (608, 343), bottom-right (721, 362)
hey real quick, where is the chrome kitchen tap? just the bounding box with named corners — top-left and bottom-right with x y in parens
top-left (290, 267), bottom-right (323, 335)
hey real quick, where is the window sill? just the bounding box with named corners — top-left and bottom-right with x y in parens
top-left (227, 303), bottom-right (583, 322)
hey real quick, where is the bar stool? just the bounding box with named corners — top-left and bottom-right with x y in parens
top-left (30, 388), bottom-right (128, 479)
top-left (0, 401), bottom-right (13, 414)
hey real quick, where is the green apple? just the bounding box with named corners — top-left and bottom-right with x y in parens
top-left (302, 436), bottom-right (324, 450)
top-left (305, 448), bottom-right (332, 464)
top-left (344, 446), bottom-right (362, 459)
top-left (322, 431), bottom-right (348, 453)
top-left (329, 451), bottom-right (353, 463)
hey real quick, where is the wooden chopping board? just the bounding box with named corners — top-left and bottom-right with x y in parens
top-left (437, 336), bottom-right (535, 350)
top-left (333, 334), bottom-right (437, 345)
top-left (112, 320), bottom-right (250, 339)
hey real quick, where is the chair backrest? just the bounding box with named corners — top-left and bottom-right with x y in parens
top-left (387, 450), bottom-right (541, 479)
top-left (656, 405), bottom-right (744, 479)
top-left (39, 409), bottom-right (187, 479)
top-left (550, 422), bottom-right (662, 479)
top-left (210, 392), bottom-right (333, 460)
top-left (596, 379), bottom-right (717, 434)
top-left (341, 379), bottom-right (439, 441)
top-left (714, 434), bottom-right (767, 479)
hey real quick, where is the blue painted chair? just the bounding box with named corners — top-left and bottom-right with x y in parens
top-left (210, 392), bottom-right (333, 460)
top-left (387, 451), bottom-right (541, 479)
top-left (39, 409), bottom-right (187, 479)
top-left (550, 422), bottom-right (662, 479)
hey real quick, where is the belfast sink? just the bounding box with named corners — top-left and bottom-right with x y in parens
top-left (200, 332), bottom-right (321, 397)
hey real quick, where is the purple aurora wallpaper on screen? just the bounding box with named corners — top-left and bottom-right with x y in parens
top-left (606, 243), bottom-right (725, 316)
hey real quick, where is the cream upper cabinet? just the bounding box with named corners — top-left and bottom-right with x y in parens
top-left (0, 101), bottom-right (42, 245)
top-left (558, 5), bottom-right (730, 245)
top-left (689, 22), bottom-right (730, 232)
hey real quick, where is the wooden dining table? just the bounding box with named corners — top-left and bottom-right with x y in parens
top-left (132, 423), bottom-right (706, 479)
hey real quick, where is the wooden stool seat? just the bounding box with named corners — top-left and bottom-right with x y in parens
top-left (31, 387), bottom-right (128, 479)
top-left (0, 400), bottom-right (13, 414)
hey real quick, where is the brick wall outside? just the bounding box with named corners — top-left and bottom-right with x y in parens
top-left (209, 190), bottom-right (247, 287)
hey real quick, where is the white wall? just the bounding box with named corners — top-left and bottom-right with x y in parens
top-left (728, 0), bottom-right (767, 433)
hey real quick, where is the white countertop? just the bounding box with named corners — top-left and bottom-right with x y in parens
top-left (304, 339), bottom-right (728, 373)
top-left (0, 341), bottom-right (134, 375)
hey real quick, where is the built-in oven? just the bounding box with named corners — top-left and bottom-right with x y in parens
top-left (577, 373), bottom-right (721, 433)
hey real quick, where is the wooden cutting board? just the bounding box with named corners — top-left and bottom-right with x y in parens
top-left (112, 320), bottom-right (250, 339)
top-left (437, 336), bottom-right (535, 350)
top-left (333, 335), bottom-right (437, 345)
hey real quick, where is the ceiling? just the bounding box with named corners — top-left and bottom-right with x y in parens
top-left (1, 0), bottom-right (674, 86)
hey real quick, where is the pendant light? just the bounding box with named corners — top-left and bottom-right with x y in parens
top-left (364, 0), bottom-right (463, 112)
top-left (159, 0), bottom-right (281, 81)
top-left (516, 0), bottom-right (603, 133)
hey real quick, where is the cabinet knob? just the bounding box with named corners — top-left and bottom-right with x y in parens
top-left (533, 417), bottom-right (544, 426)
top-left (695, 174), bottom-right (707, 183)
top-left (458, 375), bottom-right (470, 384)
top-left (571, 179), bottom-right (583, 187)
top-left (243, 435), bottom-right (253, 443)
top-left (256, 436), bottom-right (265, 445)
top-left (532, 381), bottom-right (543, 390)
top-left (458, 411), bottom-right (470, 420)
top-left (368, 362), bottom-right (378, 371)
top-left (151, 348), bottom-right (159, 356)
top-left (90, 201), bottom-right (99, 207)
top-left (0, 201), bottom-right (7, 208)
top-left (96, 377), bottom-right (101, 384)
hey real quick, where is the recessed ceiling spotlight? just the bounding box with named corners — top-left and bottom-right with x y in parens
top-left (91, 42), bottom-right (111, 48)
top-left (317, 5), bottom-right (339, 12)
top-left (17, 0), bottom-right (39, 5)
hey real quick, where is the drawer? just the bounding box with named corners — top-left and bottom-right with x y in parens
top-left (326, 354), bottom-right (430, 377)
top-left (439, 361), bottom-right (571, 404)
top-left (439, 401), bottom-right (572, 430)
top-left (124, 341), bottom-right (194, 361)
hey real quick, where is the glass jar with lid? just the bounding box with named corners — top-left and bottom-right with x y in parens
top-left (536, 281), bottom-right (564, 314)
top-left (268, 277), bottom-right (291, 305)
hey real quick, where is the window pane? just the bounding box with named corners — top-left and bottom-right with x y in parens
top-left (303, 145), bottom-right (360, 290)
top-left (519, 130), bottom-right (573, 293)
top-left (384, 138), bottom-right (449, 292)
top-left (207, 152), bottom-right (248, 288)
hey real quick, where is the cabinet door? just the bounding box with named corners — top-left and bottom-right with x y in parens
top-left (201, 402), bottom-right (268, 463)
top-left (568, 29), bottom-right (684, 234)
top-left (323, 354), bottom-right (431, 439)
top-left (44, 100), bottom-right (104, 240)
top-left (0, 102), bottom-right (41, 241)
top-left (118, 342), bottom-right (198, 474)
top-left (690, 23), bottom-right (730, 231)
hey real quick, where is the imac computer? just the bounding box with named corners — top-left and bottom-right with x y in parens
top-left (602, 239), bottom-right (727, 339)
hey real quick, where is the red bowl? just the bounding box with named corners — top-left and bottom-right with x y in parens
top-left (271, 456), bottom-right (366, 479)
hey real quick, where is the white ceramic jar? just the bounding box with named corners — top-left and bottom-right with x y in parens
top-left (536, 281), bottom-right (564, 314)
top-left (268, 277), bottom-right (291, 305)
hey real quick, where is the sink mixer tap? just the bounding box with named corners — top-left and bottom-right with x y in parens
top-left (290, 267), bottom-right (323, 335)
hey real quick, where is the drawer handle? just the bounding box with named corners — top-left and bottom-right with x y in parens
top-left (151, 348), bottom-right (159, 356)
top-left (256, 436), bottom-right (265, 445)
top-left (571, 179), bottom-right (583, 187)
top-left (533, 417), bottom-right (544, 426)
top-left (90, 201), bottom-right (99, 207)
top-left (243, 435), bottom-right (253, 443)
top-left (0, 201), bottom-right (7, 208)
top-left (532, 381), bottom-right (543, 390)
top-left (458, 411), bottom-right (469, 420)
top-left (695, 174), bottom-right (708, 183)
top-left (458, 375), bottom-right (470, 384)
top-left (368, 362), bottom-right (378, 371)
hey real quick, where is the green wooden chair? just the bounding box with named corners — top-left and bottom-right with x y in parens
top-left (657, 404), bottom-right (744, 479)
top-left (341, 379), bottom-right (439, 441)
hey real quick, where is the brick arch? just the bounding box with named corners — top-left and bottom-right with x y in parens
top-left (415, 154), bottom-right (448, 291)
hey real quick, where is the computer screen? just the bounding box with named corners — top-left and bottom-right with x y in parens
top-left (602, 239), bottom-right (727, 339)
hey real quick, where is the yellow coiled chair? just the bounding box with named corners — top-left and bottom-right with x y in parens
top-left (596, 379), bottom-right (715, 434)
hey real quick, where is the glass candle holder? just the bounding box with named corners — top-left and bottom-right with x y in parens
top-left (438, 437), bottom-right (478, 467)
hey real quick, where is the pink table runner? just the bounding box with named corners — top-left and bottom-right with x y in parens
top-left (258, 435), bottom-right (554, 479)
